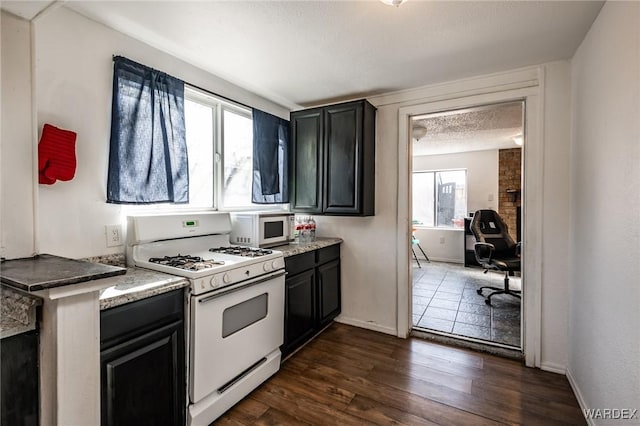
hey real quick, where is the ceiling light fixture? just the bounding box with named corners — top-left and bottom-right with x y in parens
top-left (380, 0), bottom-right (408, 7)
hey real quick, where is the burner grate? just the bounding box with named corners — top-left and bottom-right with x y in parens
top-left (149, 255), bottom-right (225, 271)
top-left (209, 246), bottom-right (273, 257)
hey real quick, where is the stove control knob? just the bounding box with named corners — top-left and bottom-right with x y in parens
top-left (272, 259), bottom-right (284, 270)
top-left (223, 273), bottom-right (231, 284)
top-left (210, 276), bottom-right (217, 288)
top-left (263, 262), bottom-right (272, 272)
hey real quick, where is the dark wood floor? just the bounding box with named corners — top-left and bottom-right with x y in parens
top-left (214, 323), bottom-right (585, 425)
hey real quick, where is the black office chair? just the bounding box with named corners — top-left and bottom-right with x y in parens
top-left (469, 209), bottom-right (521, 305)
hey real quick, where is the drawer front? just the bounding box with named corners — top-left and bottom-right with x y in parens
top-left (316, 244), bottom-right (340, 265)
top-left (284, 252), bottom-right (315, 276)
top-left (100, 289), bottom-right (184, 349)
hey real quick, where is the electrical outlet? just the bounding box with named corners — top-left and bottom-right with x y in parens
top-left (439, 236), bottom-right (445, 244)
top-left (105, 225), bottom-right (122, 247)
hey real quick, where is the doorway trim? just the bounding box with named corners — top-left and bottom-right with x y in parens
top-left (395, 74), bottom-right (544, 368)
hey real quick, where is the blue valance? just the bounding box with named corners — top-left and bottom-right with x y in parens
top-left (107, 56), bottom-right (188, 204)
top-left (252, 109), bottom-right (289, 204)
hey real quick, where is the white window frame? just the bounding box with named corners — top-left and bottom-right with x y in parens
top-left (412, 168), bottom-right (467, 229)
top-left (123, 86), bottom-right (288, 214)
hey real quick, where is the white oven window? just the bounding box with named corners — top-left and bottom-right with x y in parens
top-left (222, 293), bottom-right (268, 338)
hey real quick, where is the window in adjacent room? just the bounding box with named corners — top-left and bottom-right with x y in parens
top-left (412, 169), bottom-right (467, 229)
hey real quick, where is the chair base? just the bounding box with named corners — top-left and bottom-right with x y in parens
top-left (477, 270), bottom-right (521, 306)
top-left (412, 244), bottom-right (430, 268)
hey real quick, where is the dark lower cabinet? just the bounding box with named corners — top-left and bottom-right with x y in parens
top-left (100, 290), bottom-right (185, 426)
top-left (0, 331), bottom-right (39, 426)
top-left (317, 259), bottom-right (341, 328)
top-left (282, 269), bottom-right (316, 356)
top-left (282, 245), bottom-right (341, 358)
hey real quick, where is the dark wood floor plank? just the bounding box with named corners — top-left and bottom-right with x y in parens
top-left (345, 394), bottom-right (442, 426)
top-left (215, 323), bottom-right (585, 425)
top-left (302, 362), bottom-right (504, 426)
top-left (252, 408), bottom-right (311, 426)
top-left (218, 397), bottom-right (269, 425)
top-left (372, 355), bottom-right (474, 393)
top-left (252, 380), bottom-right (375, 426)
top-left (268, 368), bottom-right (355, 409)
top-left (292, 341), bottom-right (376, 376)
top-left (366, 365), bottom-right (523, 424)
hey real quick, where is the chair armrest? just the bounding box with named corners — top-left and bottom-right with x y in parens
top-left (474, 242), bottom-right (495, 265)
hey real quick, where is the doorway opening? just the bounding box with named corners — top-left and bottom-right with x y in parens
top-left (410, 101), bottom-right (524, 349)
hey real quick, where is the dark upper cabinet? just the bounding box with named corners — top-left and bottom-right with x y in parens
top-left (290, 100), bottom-right (375, 216)
top-left (290, 108), bottom-right (323, 213)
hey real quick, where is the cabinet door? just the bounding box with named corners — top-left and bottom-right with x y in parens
top-left (323, 102), bottom-right (362, 214)
top-left (0, 331), bottom-right (38, 426)
top-left (317, 259), bottom-right (341, 327)
top-left (101, 320), bottom-right (185, 426)
top-left (290, 109), bottom-right (323, 213)
top-left (282, 269), bottom-right (316, 356)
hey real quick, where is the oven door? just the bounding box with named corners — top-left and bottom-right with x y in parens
top-left (189, 269), bottom-right (285, 403)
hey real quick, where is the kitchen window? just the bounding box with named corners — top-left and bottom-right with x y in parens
top-left (413, 169), bottom-right (467, 229)
top-left (125, 86), bottom-right (284, 212)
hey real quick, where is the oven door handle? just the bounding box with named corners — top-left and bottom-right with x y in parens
top-left (198, 269), bottom-right (286, 304)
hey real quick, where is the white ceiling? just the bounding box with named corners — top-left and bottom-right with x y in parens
top-left (2, 1), bottom-right (601, 154)
top-left (2, 0), bottom-right (603, 111)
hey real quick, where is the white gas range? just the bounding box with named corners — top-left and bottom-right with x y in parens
top-left (126, 212), bottom-right (285, 426)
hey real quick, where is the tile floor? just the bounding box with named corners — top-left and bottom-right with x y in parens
top-left (412, 261), bottom-right (521, 347)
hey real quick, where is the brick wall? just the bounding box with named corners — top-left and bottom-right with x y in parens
top-left (498, 148), bottom-right (522, 242)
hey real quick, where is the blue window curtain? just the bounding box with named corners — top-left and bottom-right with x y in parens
top-left (252, 109), bottom-right (289, 204)
top-left (107, 56), bottom-right (188, 204)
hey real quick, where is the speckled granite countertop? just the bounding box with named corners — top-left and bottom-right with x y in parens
top-left (274, 237), bottom-right (343, 257)
top-left (0, 254), bottom-right (126, 292)
top-left (99, 268), bottom-right (189, 310)
top-left (0, 285), bottom-right (42, 339)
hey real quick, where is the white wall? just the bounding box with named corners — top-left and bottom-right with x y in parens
top-left (1, 12), bottom-right (36, 259)
top-left (412, 150), bottom-right (499, 263)
top-left (539, 60), bottom-right (572, 372)
top-left (568, 1), bottom-right (640, 418)
top-left (33, 7), bottom-right (289, 259)
top-left (322, 63), bottom-right (575, 374)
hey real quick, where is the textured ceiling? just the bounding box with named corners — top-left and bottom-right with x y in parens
top-left (1, 1), bottom-right (599, 155)
top-left (1, 0), bottom-right (602, 110)
top-left (412, 101), bottom-right (523, 156)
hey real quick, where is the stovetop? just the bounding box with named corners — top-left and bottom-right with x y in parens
top-left (126, 213), bottom-right (285, 295)
top-left (129, 237), bottom-right (284, 295)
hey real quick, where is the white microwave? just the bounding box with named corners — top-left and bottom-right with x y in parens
top-left (230, 212), bottom-right (295, 248)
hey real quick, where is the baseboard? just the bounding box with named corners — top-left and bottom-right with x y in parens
top-left (566, 367), bottom-right (593, 426)
top-left (540, 361), bottom-right (567, 375)
top-left (414, 256), bottom-right (463, 264)
top-left (334, 316), bottom-right (397, 336)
